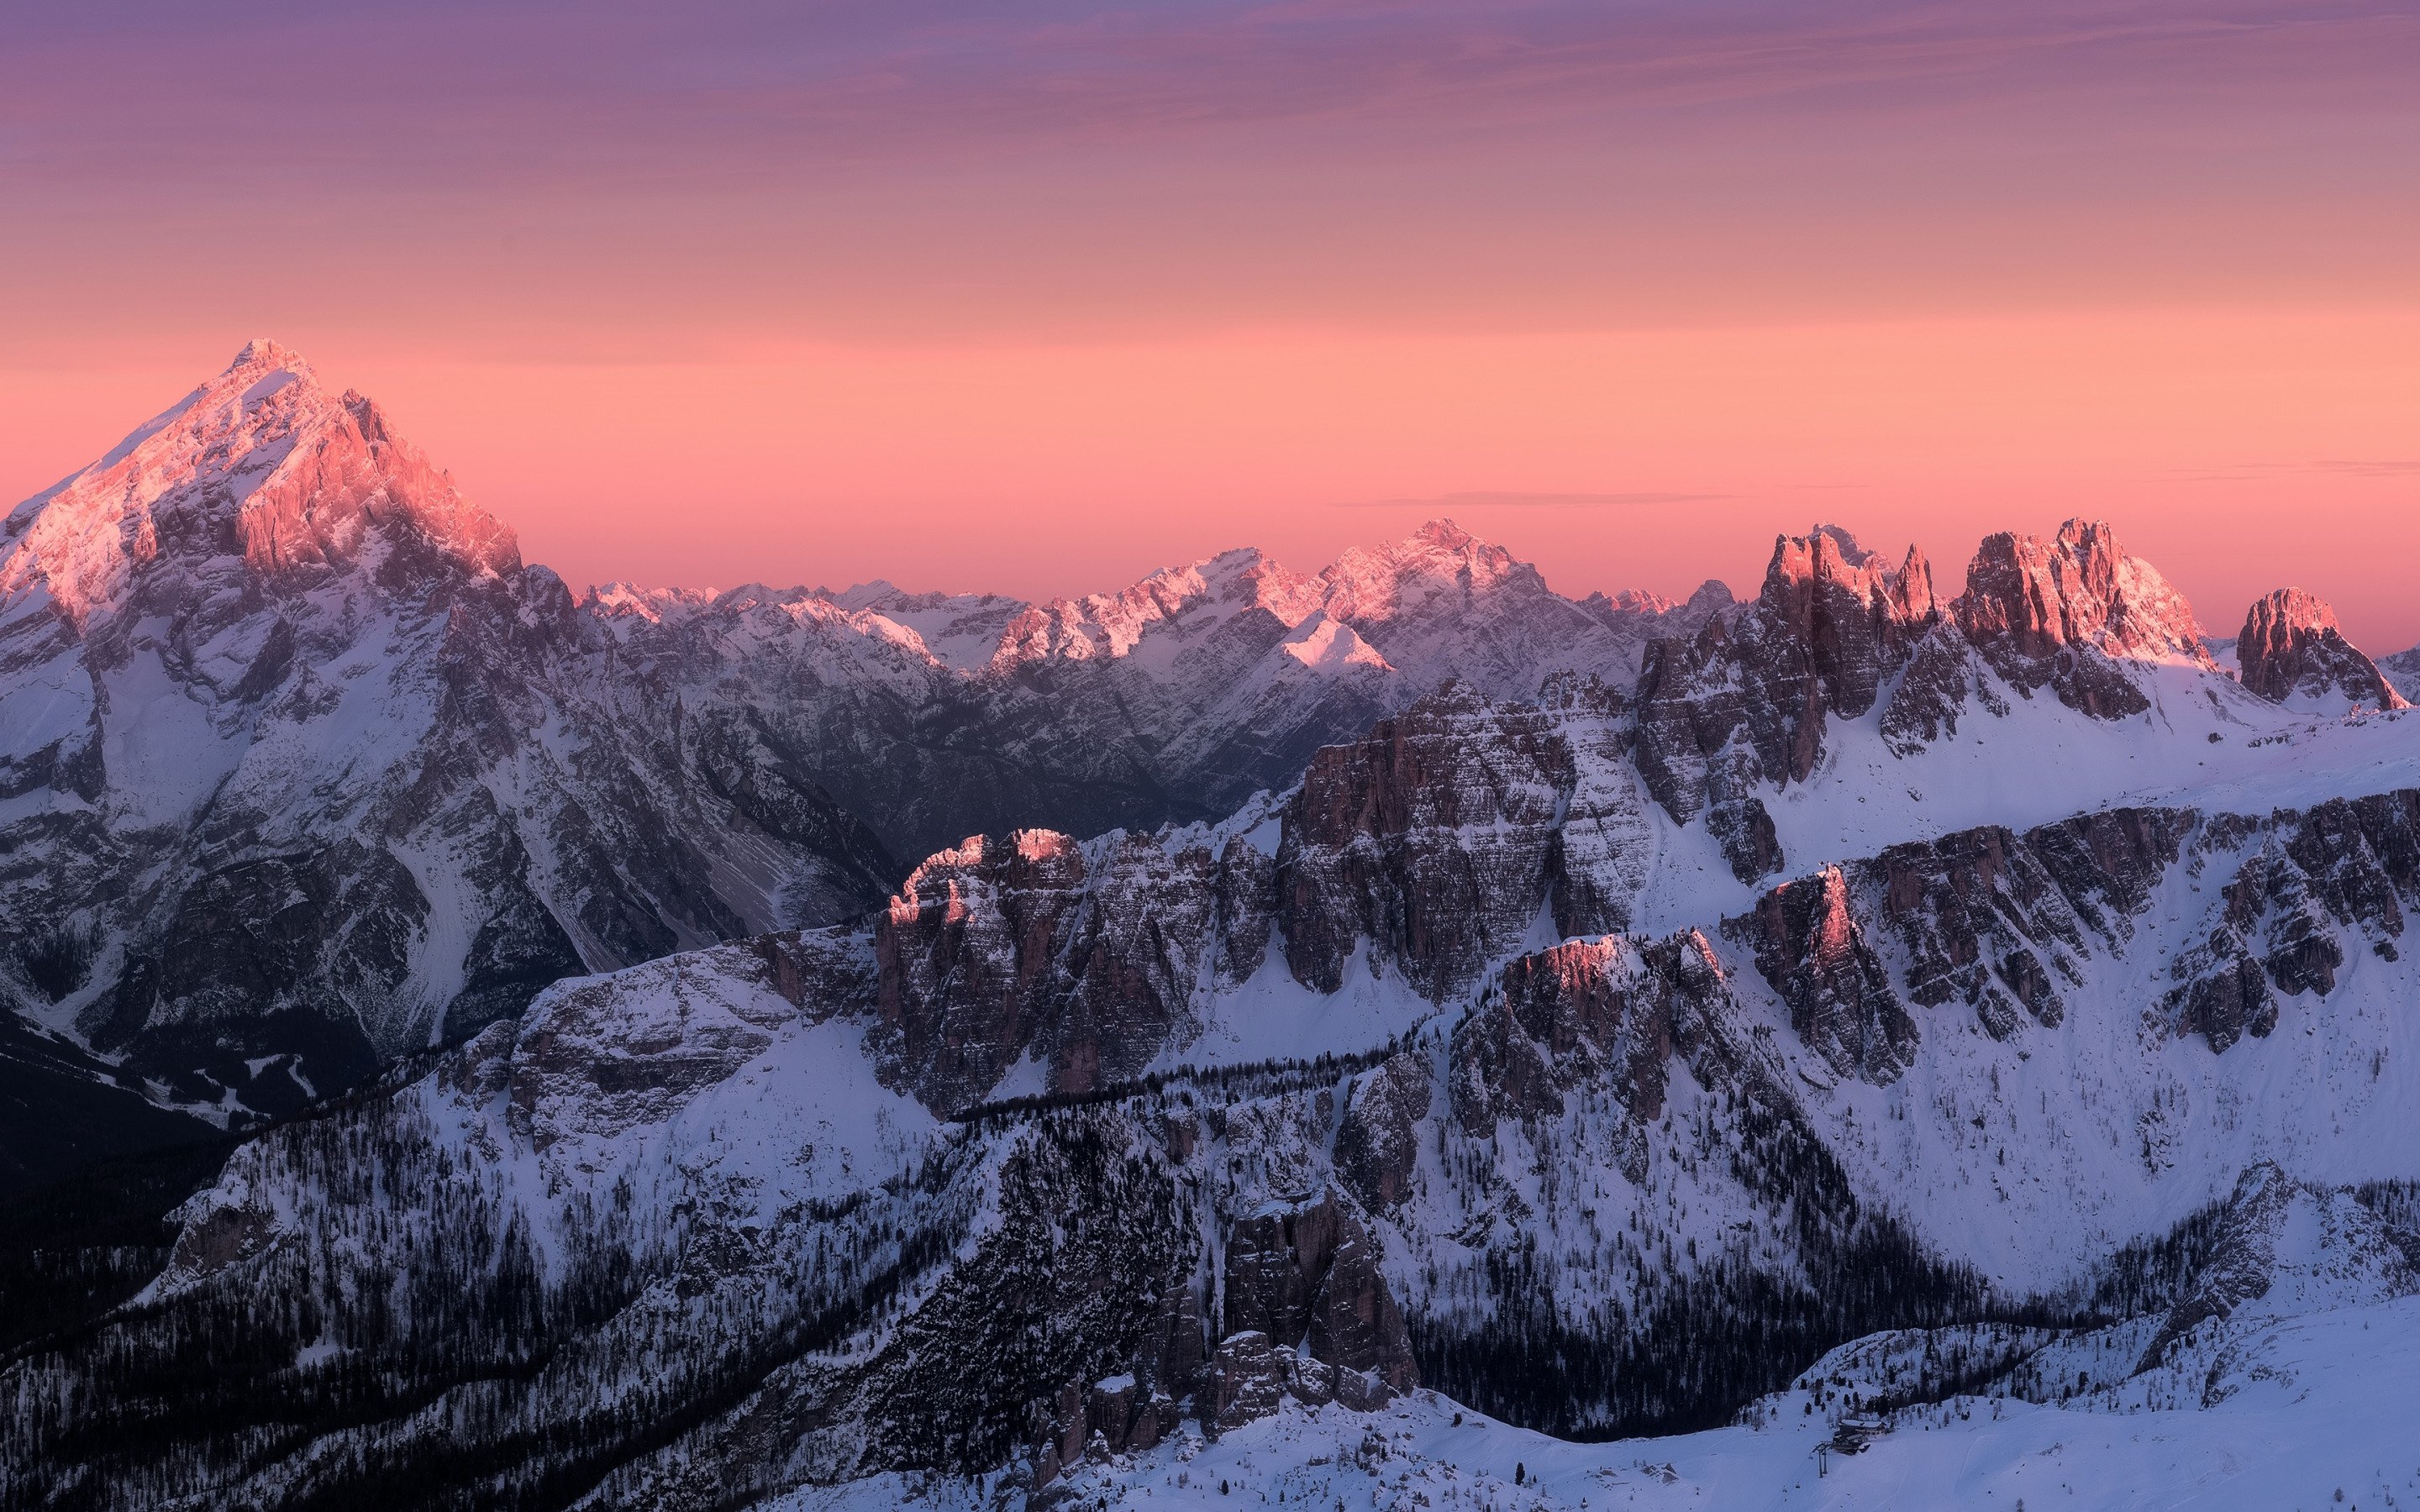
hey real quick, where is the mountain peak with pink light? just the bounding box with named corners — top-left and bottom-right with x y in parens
top-left (2, 341), bottom-right (518, 634)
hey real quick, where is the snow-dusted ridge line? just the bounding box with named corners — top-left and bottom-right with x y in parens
top-left (18, 343), bottom-right (2420, 1508)
top-left (13, 340), bottom-right (2417, 1150)
top-left (0, 340), bottom-right (904, 1137)
top-left (32, 743), bottom-right (2420, 1502)
top-left (0, 341), bottom-right (1735, 1139)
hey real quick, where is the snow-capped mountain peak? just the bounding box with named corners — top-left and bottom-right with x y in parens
top-left (18, 350), bottom-right (2420, 1512)
top-left (990, 544), bottom-right (1323, 669)
top-left (2, 340), bottom-right (518, 635)
top-left (1317, 517), bottom-right (1531, 636)
top-left (0, 346), bottom-right (897, 1123)
top-left (1954, 518), bottom-right (2212, 673)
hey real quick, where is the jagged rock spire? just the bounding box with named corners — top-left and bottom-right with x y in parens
top-left (2236, 586), bottom-right (2408, 711)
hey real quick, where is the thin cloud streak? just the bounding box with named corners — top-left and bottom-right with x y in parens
top-left (2173, 459), bottom-right (2420, 481)
top-left (3, 2), bottom-right (2413, 186)
top-left (1334, 490), bottom-right (1733, 510)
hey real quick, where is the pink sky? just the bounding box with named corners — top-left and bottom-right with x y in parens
top-left (4, 2), bottom-right (2416, 648)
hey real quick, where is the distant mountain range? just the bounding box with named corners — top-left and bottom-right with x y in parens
top-left (5, 344), bottom-right (2418, 1511)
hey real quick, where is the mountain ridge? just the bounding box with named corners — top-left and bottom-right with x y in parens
top-left (9, 341), bottom-right (2420, 1509)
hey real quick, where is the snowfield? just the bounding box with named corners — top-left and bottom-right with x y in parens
top-left (771, 1294), bottom-right (2420, 1511)
top-left (18, 343), bottom-right (2420, 1512)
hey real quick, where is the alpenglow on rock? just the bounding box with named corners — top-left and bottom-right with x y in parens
top-left (12, 464), bottom-right (2420, 1505)
top-left (2234, 586), bottom-right (2408, 712)
top-left (0, 343), bottom-right (897, 1119)
top-left (591, 517), bottom-right (1714, 865)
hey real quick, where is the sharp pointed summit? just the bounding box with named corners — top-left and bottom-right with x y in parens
top-left (3, 340), bottom-right (518, 638)
top-left (11, 347), bottom-right (2420, 1512)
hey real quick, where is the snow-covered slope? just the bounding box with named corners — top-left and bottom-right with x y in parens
top-left (0, 343), bottom-right (897, 1129)
top-left (593, 522), bottom-right (1712, 864)
top-left (24, 693), bottom-right (2420, 1503)
top-left (965, 1292), bottom-right (2420, 1512)
top-left (16, 348), bottom-right (2420, 1510)
top-left (2379, 642), bottom-right (2420, 706)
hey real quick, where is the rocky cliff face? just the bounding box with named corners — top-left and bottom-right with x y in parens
top-left (869, 825), bottom-right (1279, 1109)
top-left (1630, 525), bottom-right (1939, 834)
top-left (23, 758), bottom-right (2420, 1502)
top-left (1726, 792), bottom-right (2420, 1074)
top-left (1213, 1189), bottom-right (1419, 1422)
top-left (1950, 521), bottom-right (2214, 713)
top-left (2234, 587), bottom-right (2408, 712)
top-left (1635, 520), bottom-right (2246, 828)
top-left (1448, 932), bottom-right (1721, 1156)
top-left (593, 520), bottom-right (1707, 868)
top-left (844, 680), bottom-right (1665, 1112)
top-left (0, 344), bottom-right (897, 1122)
top-left (1761, 526), bottom-right (1939, 720)
top-left (1275, 684), bottom-right (1576, 1000)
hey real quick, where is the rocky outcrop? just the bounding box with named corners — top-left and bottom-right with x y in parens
top-left (1213, 1189), bottom-right (1418, 1428)
top-left (1728, 805), bottom-right (2191, 1071)
top-left (1733, 867), bottom-right (1919, 1084)
top-left (1334, 1053), bottom-right (1433, 1210)
top-left (1727, 794), bottom-right (2420, 1064)
top-left (1632, 526), bottom-right (1935, 823)
top-left (858, 680), bottom-right (1668, 1115)
top-left (2279, 792), bottom-right (2420, 944)
top-left (875, 832), bottom-right (1091, 1112)
top-left (1869, 827), bottom-right (2070, 1039)
top-left (2164, 793), bottom-right (2420, 1049)
top-left (2169, 941), bottom-right (2277, 1054)
top-left (2234, 588), bottom-right (2407, 711)
top-left (1273, 685), bottom-right (1574, 1000)
top-left (1540, 674), bottom-right (1660, 932)
top-left (1761, 526), bottom-right (1939, 719)
top-left (1223, 1193), bottom-right (1344, 1345)
top-left (1449, 932), bottom-right (1729, 1179)
top-left (1877, 622), bottom-right (2010, 753)
top-left (870, 824), bottom-right (1279, 1110)
top-left (1203, 1330), bottom-right (1291, 1431)
top-left (1947, 520), bottom-right (2212, 719)
top-left (2137, 1163), bottom-right (2417, 1373)
top-left (1630, 600), bottom-right (1814, 823)
top-left (506, 930), bottom-right (871, 1150)
top-left (1706, 795), bottom-right (1785, 883)
top-left (1881, 522), bottom-right (2226, 747)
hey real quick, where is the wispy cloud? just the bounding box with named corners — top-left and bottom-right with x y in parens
top-left (1334, 489), bottom-right (1732, 510)
top-left (2296, 459), bottom-right (2420, 477)
top-left (2174, 459), bottom-right (2420, 481)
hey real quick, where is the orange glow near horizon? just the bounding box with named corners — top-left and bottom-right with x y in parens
top-left (3, 3), bottom-right (2415, 649)
top-left (7, 307), bottom-right (2416, 652)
